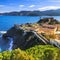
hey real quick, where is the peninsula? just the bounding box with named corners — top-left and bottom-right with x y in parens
top-left (0, 17), bottom-right (60, 60)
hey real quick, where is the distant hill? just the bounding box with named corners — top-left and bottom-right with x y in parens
top-left (1, 9), bottom-right (60, 16)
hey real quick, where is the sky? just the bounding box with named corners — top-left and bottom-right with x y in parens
top-left (0, 0), bottom-right (60, 13)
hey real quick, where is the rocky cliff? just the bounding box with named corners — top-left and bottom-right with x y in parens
top-left (3, 24), bottom-right (48, 50)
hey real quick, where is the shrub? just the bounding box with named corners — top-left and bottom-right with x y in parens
top-left (0, 53), bottom-right (3, 60)
top-left (0, 48), bottom-right (34, 60)
top-left (2, 51), bottom-right (11, 60)
top-left (26, 45), bottom-right (60, 60)
top-left (0, 45), bottom-right (60, 60)
top-left (11, 48), bottom-right (34, 60)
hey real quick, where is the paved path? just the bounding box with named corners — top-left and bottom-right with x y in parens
top-left (32, 31), bottom-right (60, 48)
top-left (32, 31), bottom-right (49, 44)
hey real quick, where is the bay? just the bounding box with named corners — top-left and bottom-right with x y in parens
top-left (0, 16), bottom-right (40, 31)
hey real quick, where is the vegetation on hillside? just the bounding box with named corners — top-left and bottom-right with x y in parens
top-left (0, 48), bottom-right (34, 60)
top-left (26, 45), bottom-right (60, 60)
top-left (0, 45), bottom-right (60, 60)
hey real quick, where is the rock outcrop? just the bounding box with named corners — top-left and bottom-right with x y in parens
top-left (37, 18), bottom-right (60, 25)
top-left (3, 24), bottom-right (47, 50)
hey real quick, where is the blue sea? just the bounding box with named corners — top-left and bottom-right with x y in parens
top-left (0, 16), bottom-right (40, 31)
top-left (0, 16), bottom-right (60, 51)
top-left (0, 16), bottom-right (60, 31)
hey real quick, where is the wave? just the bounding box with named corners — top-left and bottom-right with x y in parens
top-left (0, 31), bottom-right (7, 34)
top-left (0, 31), bottom-right (13, 51)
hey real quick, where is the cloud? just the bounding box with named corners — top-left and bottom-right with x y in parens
top-left (29, 5), bottom-right (35, 8)
top-left (48, 0), bottom-right (60, 2)
top-left (0, 5), bottom-right (5, 7)
top-left (38, 6), bottom-right (60, 11)
top-left (19, 5), bottom-right (24, 7)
